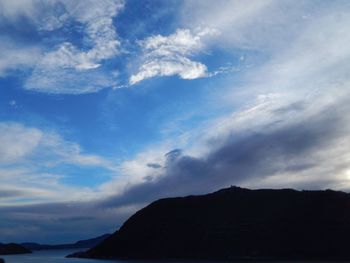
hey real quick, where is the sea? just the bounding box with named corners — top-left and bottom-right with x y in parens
top-left (1, 249), bottom-right (112, 263)
top-left (1, 250), bottom-right (348, 263)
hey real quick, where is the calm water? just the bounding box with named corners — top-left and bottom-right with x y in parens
top-left (1, 250), bottom-right (349, 263)
top-left (1, 249), bottom-right (115, 263)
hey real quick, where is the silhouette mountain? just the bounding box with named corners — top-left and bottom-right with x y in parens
top-left (68, 186), bottom-right (350, 260)
top-left (21, 234), bottom-right (110, 250)
top-left (0, 243), bottom-right (31, 255)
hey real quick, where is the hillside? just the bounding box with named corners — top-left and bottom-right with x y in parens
top-left (69, 186), bottom-right (350, 260)
top-left (0, 243), bottom-right (31, 255)
top-left (21, 234), bottom-right (110, 250)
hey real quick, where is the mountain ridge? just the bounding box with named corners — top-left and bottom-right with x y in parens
top-left (68, 186), bottom-right (350, 260)
top-left (0, 243), bottom-right (31, 255)
top-left (21, 234), bottom-right (110, 251)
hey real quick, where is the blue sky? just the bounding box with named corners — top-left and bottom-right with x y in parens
top-left (1, 0), bottom-right (350, 243)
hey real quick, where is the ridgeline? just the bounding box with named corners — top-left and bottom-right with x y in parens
top-left (69, 186), bottom-right (350, 260)
top-left (0, 243), bottom-right (31, 255)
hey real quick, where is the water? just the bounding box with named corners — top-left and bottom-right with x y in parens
top-left (1, 250), bottom-right (350, 263)
top-left (0, 249), bottom-right (115, 263)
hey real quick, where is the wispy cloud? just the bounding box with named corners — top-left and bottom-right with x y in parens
top-left (25, 0), bottom-right (124, 94)
top-left (0, 38), bottom-right (42, 77)
top-left (0, 122), bottom-right (119, 205)
top-left (0, 0), bottom-right (124, 94)
top-left (180, 0), bottom-right (309, 51)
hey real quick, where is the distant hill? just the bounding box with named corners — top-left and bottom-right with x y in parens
top-left (22, 234), bottom-right (110, 250)
top-left (69, 186), bottom-right (350, 260)
top-left (0, 243), bottom-right (31, 255)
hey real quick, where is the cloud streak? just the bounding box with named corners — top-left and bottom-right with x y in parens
top-left (98, 89), bottom-right (350, 207)
top-left (0, 38), bottom-right (42, 77)
top-left (0, 122), bottom-right (119, 206)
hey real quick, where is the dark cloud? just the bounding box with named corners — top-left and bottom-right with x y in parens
top-left (0, 201), bottom-right (130, 244)
top-left (0, 189), bottom-right (26, 198)
top-left (146, 163), bottom-right (162, 169)
top-left (99, 100), bottom-right (348, 209)
top-left (164, 149), bottom-right (182, 163)
top-left (273, 101), bottom-right (306, 114)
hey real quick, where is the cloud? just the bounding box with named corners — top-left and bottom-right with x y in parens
top-left (0, 122), bottom-right (119, 206)
top-left (1, 0), bottom-right (350, 244)
top-left (25, 0), bottom-right (124, 94)
top-left (2, 88), bottom-right (349, 243)
top-left (25, 61), bottom-right (119, 94)
top-left (129, 28), bottom-right (218, 85)
top-left (0, 39), bottom-right (42, 77)
top-left (41, 0), bottom-right (123, 70)
top-left (96, 0), bottom-right (350, 212)
top-left (0, 199), bottom-right (134, 243)
top-left (0, 122), bottom-right (116, 169)
top-left (0, 0), bottom-right (38, 21)
top-left (0, 123), bottom-right (42, 163)
top-left (0, 0), bottom-right (124, 94)
top-left (97, 87), bottom-right (350, 211)
top-left (179, 0), bottom-right (317, 51)
top-left (147, 163), bottom-right (162, 169)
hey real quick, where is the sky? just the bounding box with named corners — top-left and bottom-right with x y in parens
top-left (1, 0), bottom-right (350, 244)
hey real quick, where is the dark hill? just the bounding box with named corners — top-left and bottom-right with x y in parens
top-left (74, 234), bottom-right (111, 248)
top-left (69, 186), bottom-right (350, 260)
top-left (0, 243), bottom-right (31, 255)
top-left (21, 234), bottom-right (110, 250)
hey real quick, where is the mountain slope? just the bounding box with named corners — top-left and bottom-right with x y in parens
top-left (0, 243), bottom-right (31, 255)
top-left (69, 186), bottom-right (350, 260)
top-left (21, 234), bottom-right (110, 250)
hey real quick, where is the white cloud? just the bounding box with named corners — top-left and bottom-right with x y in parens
top-left (130, 57), bottom-right (207, 85)
top-left (129, 28), bottom-right (218, 85)
top-left (8, 100), bottom-right (17, 107)
top-left (180, 0), bottom-right (312, 51)
top-left (25, 0), bottom-right (124, 94)
top-left (101, 0), bottom-right (350, 198)
top-left (0, 122), bottom-right (119, 205)
top-left (25, 60), bottom-right (119, 94)
top-left (0, 0), bottom-right (124, 94)
top-left (99, 143), bottom-right (173, 196)
top-left (0, 123), bottom-right (42, 163)
top-left (172, 0), bottom-right (350, 189)
top-left (0, 167), bottom-right (99, 206)
top-left (0, 39), bottom-right (42, 77)
top-left (0, 0), bottom-right (38, 21)
top-left (0, 122), bottom-right (119, 170)
top-left (47, 0), bottom-right (123, 70)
